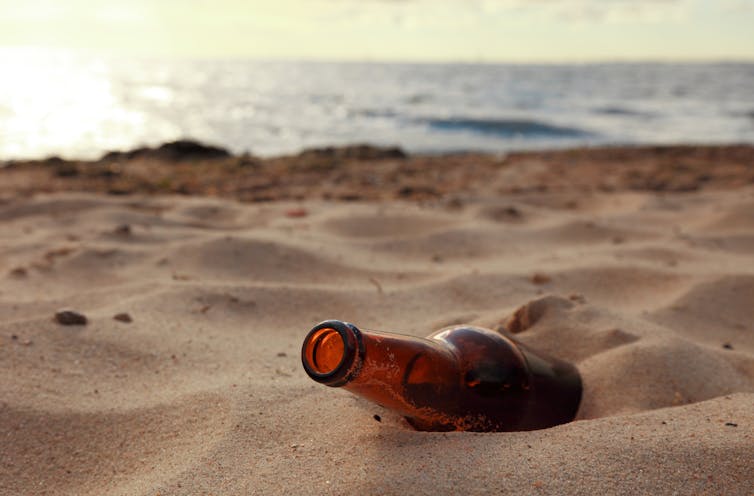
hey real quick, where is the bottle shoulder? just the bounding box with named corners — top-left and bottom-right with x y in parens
top-left (428, 326), bottom-right (527, 363)
top-left (429, 326), bottom-right (531, 387)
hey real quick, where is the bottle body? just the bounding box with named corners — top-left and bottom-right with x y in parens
top-left (301, 320), bottom-right (581, 432)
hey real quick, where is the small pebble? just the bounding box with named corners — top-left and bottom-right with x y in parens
top-left (569, 293), bottom-right (587, 303)
top-left (503, 206), bottom-right (522, 217)
top-left (54, 309), bottom-right (88, 326)
top-left (277, 352), bottom-right (287, 357)
top-left (722, 343), bottom-right (733, 350)
top-left (725, 422), bottom-right (738, 427)
top-left (285, 208), bottom-right (308, 218)
top-left (113, 313), bottom-right (133, 323)
top-left (373, 414), bottom-right (381, 422)
top-left (9, 267), bottom-right (28, 278)
top-left (114, 224), bottom-right (132, 236)
top-left (531, 273), bottom-right (551, 285)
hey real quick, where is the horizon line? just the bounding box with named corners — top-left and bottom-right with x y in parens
top-left (2, 45), bottom-right (754, 66)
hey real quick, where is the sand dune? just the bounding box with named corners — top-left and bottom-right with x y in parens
top-left (1, 187), bottom-right (753, 495)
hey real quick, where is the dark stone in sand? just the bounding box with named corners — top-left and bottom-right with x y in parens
top-left (285, 208), bottom-right (308, 218)
top-left (398, 184), bottom-right (437, 198)
top-left (43, 156), bottom-right (66, 166)
top-left (51, 160), bottom-right (79, 177)
top-left (503, 206), bottom-right (522, 217)
top-left (107, 186), bottom-right (134, 195)
top-left (9, 267), bottom-right (28, 278)
top-left (94, 164), bottom-right (122, 178)
top-left (54, 309), bottom-right (88, 326)
top-left (531, 273), bottom-right (552, 285)
top-left (237, 153), bottom-right (262, 168)
top-left (299, 144), bottom-right (406, 161)
top-left (101, 139), bottom-right (231, 162)
top-left (113, 313), bottom-right (133, 323)
top-left (114, 224), bottom-right (132, 236)
top-left (152, 140), bottom-right (231, 160)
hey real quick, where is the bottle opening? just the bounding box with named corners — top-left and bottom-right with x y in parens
top-left (302, 320), bottom-right (364, 386)
top-left (304, 327), bottom-right (346, 374)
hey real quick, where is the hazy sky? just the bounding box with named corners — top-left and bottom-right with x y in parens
top-left (1, 0), bottom-right (753, 61)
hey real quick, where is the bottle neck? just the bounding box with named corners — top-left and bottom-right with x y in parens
top-left (302, 320), bottom-right (461, 421)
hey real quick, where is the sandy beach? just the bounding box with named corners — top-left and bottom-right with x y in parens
top-left (1, 145), bottom-right (753, 495)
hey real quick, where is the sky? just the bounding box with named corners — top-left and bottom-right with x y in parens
top-left (0, 0), bottom-right (753, 62)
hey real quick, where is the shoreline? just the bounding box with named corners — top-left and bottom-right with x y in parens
top-left (1, 141), bottom-right (753, 202)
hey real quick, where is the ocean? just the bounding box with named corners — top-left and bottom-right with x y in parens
top-left (1, 49), bottom-right (753, 160)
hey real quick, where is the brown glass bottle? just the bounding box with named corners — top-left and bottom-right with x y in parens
top-left (301, 320), bottom-right (581, 432)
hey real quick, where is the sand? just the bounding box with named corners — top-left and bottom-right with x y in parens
top-left (1, 148), bottom-right (753, 495)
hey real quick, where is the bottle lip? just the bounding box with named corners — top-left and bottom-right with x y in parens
top-left (301, 320), bottom-right (364, 387)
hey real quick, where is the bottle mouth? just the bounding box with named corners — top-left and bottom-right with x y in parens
top-left (301, 320), bottom-right (363, 386)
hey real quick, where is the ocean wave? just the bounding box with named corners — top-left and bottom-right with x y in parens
top-left (425, 117), bottom-right (592, 138)
top-left (351, 108), bottom-right (400, 119)
top-left (594, 106), bottom-right (654, 118)
top-left (731, 110), bottom-right (754, 120)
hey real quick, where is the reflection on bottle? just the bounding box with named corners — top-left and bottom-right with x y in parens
top-left (302, 320), bottom-right (582, 432)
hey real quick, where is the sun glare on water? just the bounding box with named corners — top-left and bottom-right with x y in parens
top-left (0, 48), bottom-right (150, 160)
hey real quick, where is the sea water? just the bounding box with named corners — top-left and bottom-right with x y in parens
top-left (1, 49), bottom-right (752, 160)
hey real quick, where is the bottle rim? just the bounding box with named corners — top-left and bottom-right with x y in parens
top-left (301, 320), bottom-right (364, 387)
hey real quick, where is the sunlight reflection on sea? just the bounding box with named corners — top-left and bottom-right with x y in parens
top-left (1, 47), bottom-right (752, 160)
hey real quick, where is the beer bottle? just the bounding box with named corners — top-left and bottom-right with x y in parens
top-left (301, 319), bottom-right (581, 432)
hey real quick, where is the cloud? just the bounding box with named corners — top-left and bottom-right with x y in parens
top-left (332, 0), bottom-right (691, 23)
top-left (534, 0), bottom-right (689, 23)
top-left (720, 0), bottom-right (754, 12)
